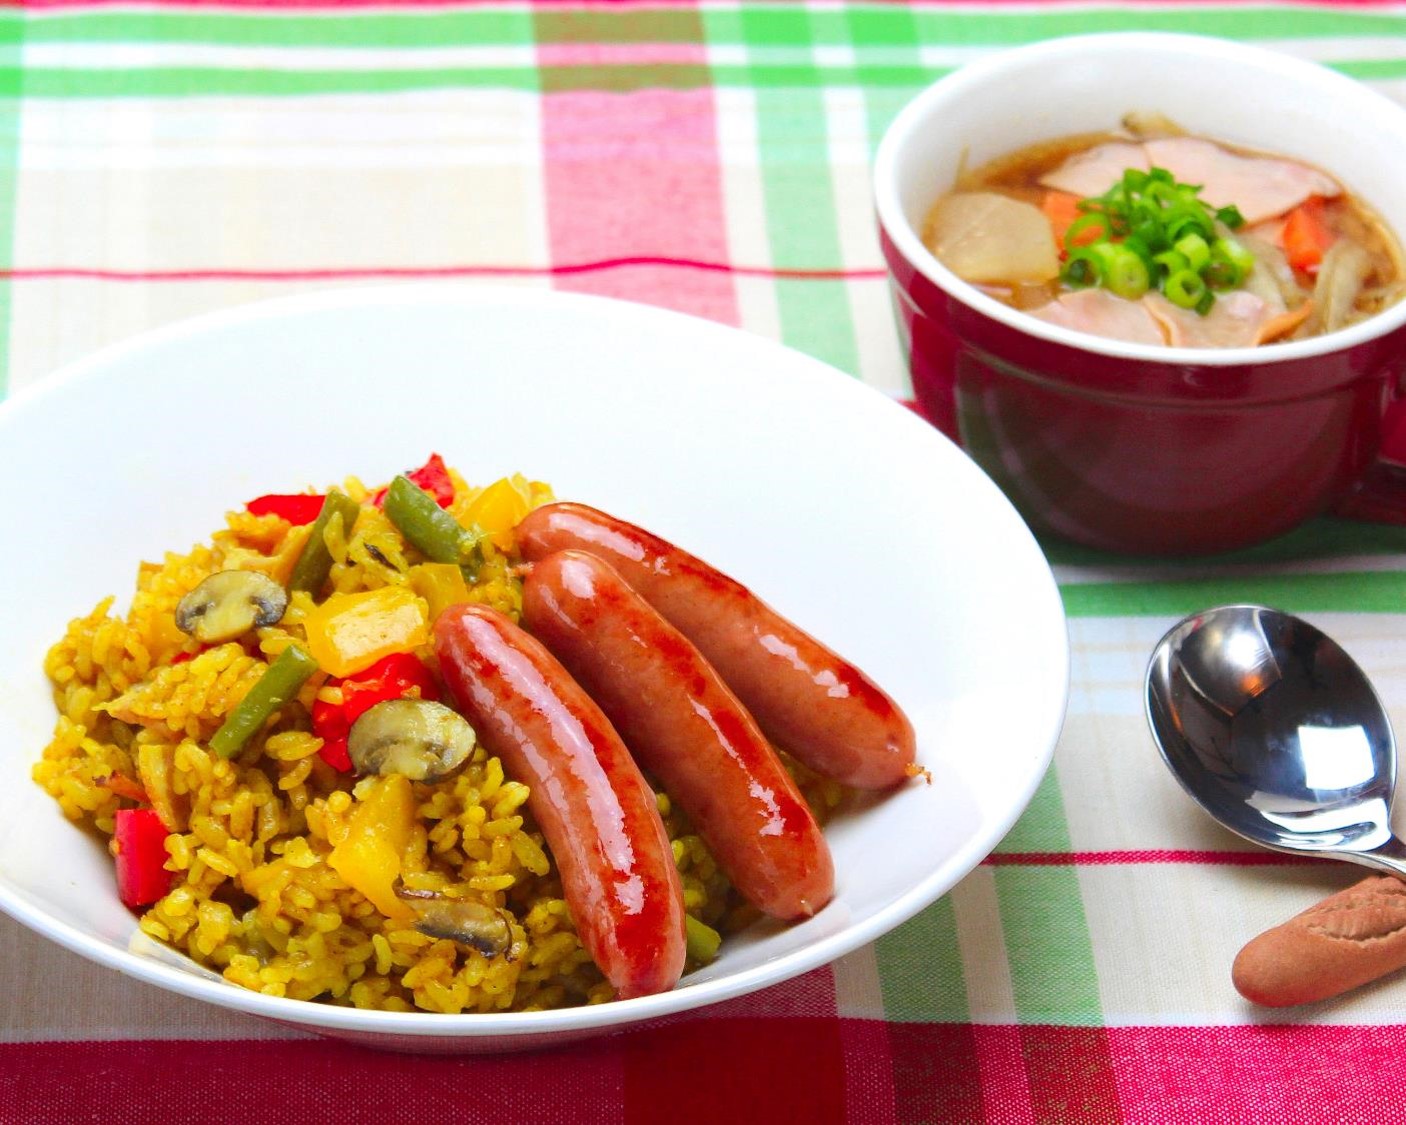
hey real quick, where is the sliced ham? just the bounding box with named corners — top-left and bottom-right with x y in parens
top-left (1038, 142), bottom-right (1149, 199)
top-left (1037, 136), bottom-right (1342, 225)
top-left (1025, 288), bottom-right (1165, 346)
top-left (1142, 138), bottom-right (1340, 224)
top-left (1027, 285), bottom-right (1296, 349)
top-left (1255, 300), bottom-right (1314, 345)
top-left (1144, 290), bottom-right (1276, 348)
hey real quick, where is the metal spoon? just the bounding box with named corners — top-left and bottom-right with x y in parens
top-left (1145, 604), bottom-right (1406, 877)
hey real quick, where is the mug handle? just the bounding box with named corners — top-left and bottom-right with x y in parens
top-left (1331, 394), bottom-right (1406, 523)
top-left (1332, 460), bottom-right (1406, 524)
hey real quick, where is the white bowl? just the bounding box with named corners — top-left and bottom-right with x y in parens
top-left (0, 286), bottom-right (1068, 1052)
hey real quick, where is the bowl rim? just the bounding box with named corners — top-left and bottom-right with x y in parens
top-left (872, 31), bottom-right (1406, 368)
top-left (0, 283), bottom-right (1071, 1041)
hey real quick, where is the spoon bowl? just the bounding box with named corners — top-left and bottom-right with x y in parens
top-left (1146, 605), bottom-right (1406, 875)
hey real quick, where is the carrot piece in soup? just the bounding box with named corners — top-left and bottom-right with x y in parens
top-left (1281, 199), bottom-right (1335, 274)
top-left (1041, 191), bottom-right (1087, 251)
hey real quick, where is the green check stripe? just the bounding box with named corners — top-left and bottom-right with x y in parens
top-left (996, 768), bottom-right (1105, 1025)
top-left (875, 896), bottom-right (968, 1021)
top-left (750, 73), bottom-right (861, 373)
top-left (1043, 518), bottom-right (1406, 568)
top-left (0, 3), bottom-right (1398, 98)
top-left (1049, 521), bottom-right (1406, 617)
top-left (1061, 568), bottom-right (1406, 618)
top-left (2, 58), bottom-right (1404, 99)
top-left (0, 28), bottom-right (17, 401)
top-left (3, 6), bottom-right (1406, 48)
top-left (2, 68), bottom-right (542, 97)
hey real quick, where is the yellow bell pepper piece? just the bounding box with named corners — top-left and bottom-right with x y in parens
top-left (464, 477), bottom-right (530, 551)
top-left (301, 586), bottom-right (429, 678)
top-left (328, 775), bottom-right (415, 921)
top-left (409, 563), bottom-right (471, 623)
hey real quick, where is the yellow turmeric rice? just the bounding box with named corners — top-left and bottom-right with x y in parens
top-left (33, 461), bottom-right (843, 1013)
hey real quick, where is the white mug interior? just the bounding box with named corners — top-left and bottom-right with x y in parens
top-left (873, 32), bottom-right (1406, 365)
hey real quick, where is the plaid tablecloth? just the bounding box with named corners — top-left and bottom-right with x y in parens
top-left (5, 2), bottom-right (1406, 1121)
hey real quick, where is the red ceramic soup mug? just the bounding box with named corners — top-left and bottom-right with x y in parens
top-left (874, 33), bottom-right (1406, 555)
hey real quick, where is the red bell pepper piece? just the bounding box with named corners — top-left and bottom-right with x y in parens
top-left (370, 453), bottom-right (455, 510)
top-left (247, 493), bottom-right (327, 526)
top-left (113, 807), bottom-right (173, 909)
top-left (313, 651), bottom-right (440, 771)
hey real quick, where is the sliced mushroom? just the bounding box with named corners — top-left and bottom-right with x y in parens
top-left (175, 570), bottom-right (288, 643)
top-left (394, 885), bottom-right (514, 958)
top-left (1121, 111), bottom-right (1187, 141)
top-left (347, 698), bottom-right (475, 782)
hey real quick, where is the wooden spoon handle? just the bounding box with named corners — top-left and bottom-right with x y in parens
top-left (1234, 874), bottom-right (1406, 1007)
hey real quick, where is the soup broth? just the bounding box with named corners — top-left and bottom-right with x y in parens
top-left (922, 115), bottom-right (1405, 348)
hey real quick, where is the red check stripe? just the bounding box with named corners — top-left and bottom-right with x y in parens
top-left (3, 0), bottom-right (1395, 8)
top-left (6, 1022), bottom-right (1405, 1120)
top-left (0, 261), bottom-right (887, 283)
top-left (539, 88), bottom-right (741, 325)
top-left (984, 849), bottom-right (1331, 867)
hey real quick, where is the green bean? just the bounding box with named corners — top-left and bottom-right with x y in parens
top-left (288, 490), bottom-right (361, 595)
top-left (210, 644), bottom-right (318, 759)
top-left (384, 475), bottom-right (473, 565)
top-left (685, 915), bottom-right (722, 964)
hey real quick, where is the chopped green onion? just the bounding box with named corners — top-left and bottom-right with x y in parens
top-left (1058, 165), bottom-right (1257, 313)
top-left (1214, 236), bottom-right (1255, 277)
top-left (1064, 213), bottom-right (1112, 250)
top-left (1216, 204), bottom-right (1246, 230)
top-left (1123, 168), bottom-right (1150, 192)
top-left (1204, 257), bottom-right (1242, 291)
top-left (1062, 249), bottom-right (1102, 289)
top-left (1165, 269), bottom-right (1207, 310)
top-left (1122, 235), bottom-right (1154, 265)
top-left (1154, 250), bottom-right (1190, 275)
top-left (1174, 233), bottom-right (1211, 273)
top-left (1095, 244), bottom-right (1151, 300)
top-left (1166, 214), bottom-right (1210, 245)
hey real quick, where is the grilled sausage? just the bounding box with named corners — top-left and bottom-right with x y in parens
top-left (433, 604), bottom-right (686, 1000)
top-left (523, 550), bottom-right (835, 920)
top-left (516, 503), bottom-right (917, 789)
